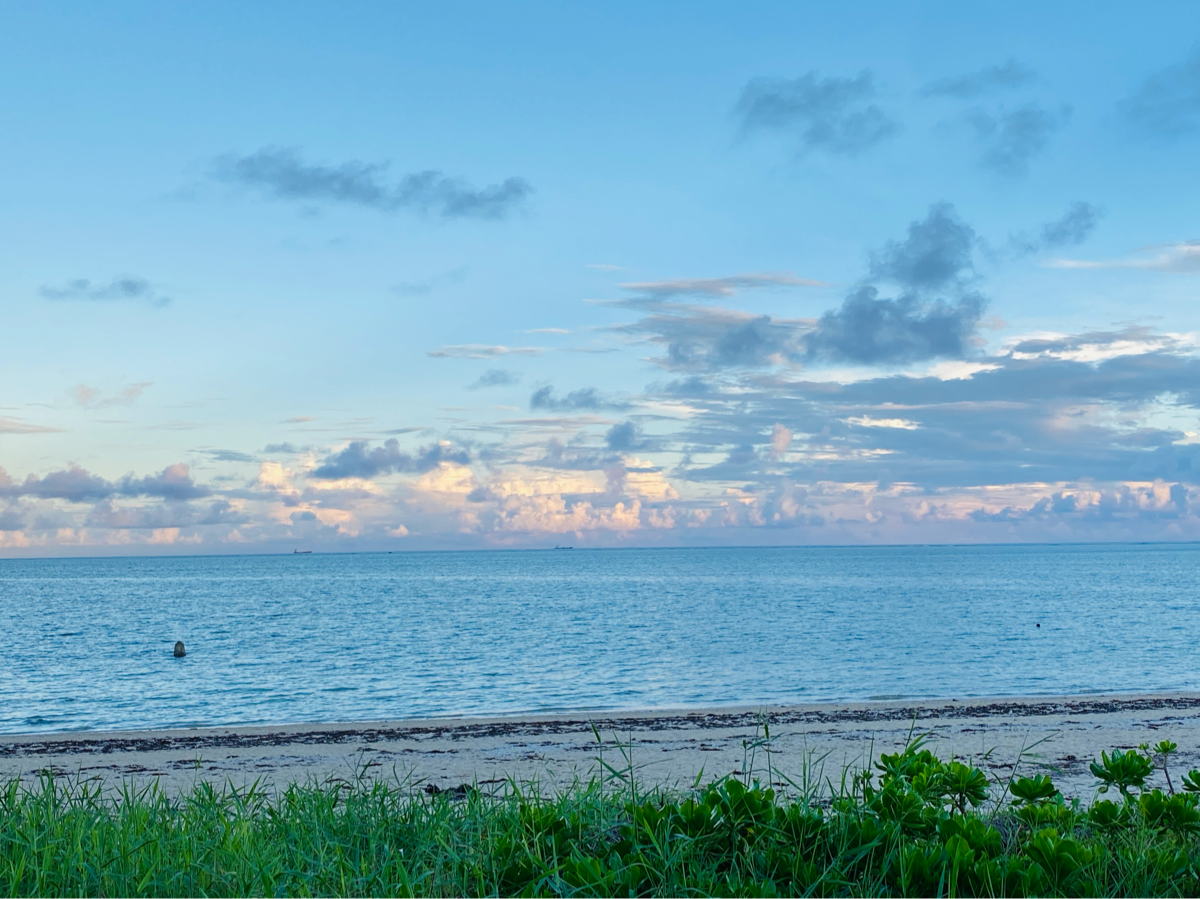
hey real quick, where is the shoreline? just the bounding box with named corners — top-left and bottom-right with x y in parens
top-left (5, 693), bottom-right (1200, 799)
top-left (7, 691), bottom-right (1200, 746)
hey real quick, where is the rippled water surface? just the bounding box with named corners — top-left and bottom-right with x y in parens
top-left (2, 544), bottom-right (1199, 733)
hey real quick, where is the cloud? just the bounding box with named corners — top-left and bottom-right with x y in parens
top-left (609, 301), bottom-right (811, 372)
top-left (967, 104), bottom-right (1069, 176)
top-left (0, 417), bottom-right (61, 435)
top-left (1, 463), bottom-right (209, 503)
top-left (85, 498), bottom-right (245, 530)
top-left (213, 147), bottom-right (532, 220)
top-left (427, 344), bottom-right (543, 359)
top-left (1120, 49), bottom-right (1200, 139)
top-left (468, 369), bottom-right (521, 389)
top-left (920, 59), bottom-right (1036, 98)
top-left (11, 466), bottom-right (112, 502)
top-left (263, 443), bottom-right (302, 454)
top-left (310, 439), bottom-right (469, 480)
top-left (619, 272), bottom-right (826, 298)
top-left (806, 287), bottom-right (987, 364)
top-left (74, 382), bottom-right (152, 409)
top-left (804, 203), bottom-right (987, 365)
top-left (608, 204), bottom-right (987, 370)
top-left (1040, 202), bottom-right (1104, 248)
top-left (39, 276), bottom-right (169, 307)
top-left (770, 423), bottom-right (793, 459)
top-left (735, 70), bottom-right (899, 155)
top-left (1006, 326), bottom-right (1183, 361)
top-left (526, 327), bottom-right (571, 334)
top-left (205, 449), bottom-right (257, 463)
top-left (119, 463), bottom-right (211, 500)
top-left (1048, 241), bottom-right (1200, 273)
top-left (1010, 202), bottom-right (1104, 254)
top-left (530, 386), bottom-right (627, 411)
top-left (605, 421), bottom-right (658, 452)
top-left (868, 202), bottom-right (977, 292)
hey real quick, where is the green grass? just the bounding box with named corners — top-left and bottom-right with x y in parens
top-left (4, 731), bottom-right (1200, 896)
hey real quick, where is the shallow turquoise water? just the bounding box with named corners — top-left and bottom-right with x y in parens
top-left (2, 544), bottom-right (1198, 733)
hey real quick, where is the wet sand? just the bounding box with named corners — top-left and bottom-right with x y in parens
top-left (5, 694), bottom-right (1200, 800)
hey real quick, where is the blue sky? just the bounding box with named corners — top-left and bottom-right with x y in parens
top-left (2, 1), bottom-right (1200, 554)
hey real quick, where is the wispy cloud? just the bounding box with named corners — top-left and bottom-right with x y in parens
top-left (428, 344), bottom-right (544, 359)
top-left (0, 417), bottom-right (61, 435)
top-left (920, 59), bottom-right (1036, 99)
top-left (620, 272), bottom-right (826, 299)
top-left (1119, 48), bottom-right (1200, 139)
top-left (1009, 202), bottom-right (1104, 255)
top-left (467, 369), bottom-right (521, 390)
top-left (967, 104), bottom-right (1069, 176)
top-left (39, 276), bottom-right (169, 307)
top-left (530, 386), bottom-right (629, 412)
top-left (526, 327), bottom-right (572, 334)
top-left (311, 439), bottom-right (469, 480)
top-left (213, 147), bottom-right (533, 220)
top-left (75, 382), bottom-right (152, 409)
top-left (1047, 241), bottom-right (1200, 273)
top-left (735, 70), bottom-right (899, 155)
top-left (608, 204), bottom-right (988, 371)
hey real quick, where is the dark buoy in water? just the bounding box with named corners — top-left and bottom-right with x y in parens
top-left (174, 640), bottom-right (186, 657)
top-left (1036, 623), bottom-right (1041, 628)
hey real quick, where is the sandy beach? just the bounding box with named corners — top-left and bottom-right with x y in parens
top-left (5, 694), bottom-right (1200, 801)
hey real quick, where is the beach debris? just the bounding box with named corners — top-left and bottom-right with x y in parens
top-left (174, 641), bottom-right (186, 658)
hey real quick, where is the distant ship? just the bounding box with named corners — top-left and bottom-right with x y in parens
top-left (553, 545), bottom-right (573, 550)
top-left (293, 549), bottom-right (312, 554)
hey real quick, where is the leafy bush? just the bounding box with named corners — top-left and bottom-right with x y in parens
top-left (4, 737), bottom-right (1200, 896)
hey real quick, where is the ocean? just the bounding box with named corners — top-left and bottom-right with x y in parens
top-left (2, 543), bottom-right (1198, 734)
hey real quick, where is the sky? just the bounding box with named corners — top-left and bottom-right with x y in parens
top-left (2, 1), bottom-right (1200, 555)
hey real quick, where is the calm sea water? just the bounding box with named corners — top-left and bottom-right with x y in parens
top-left (2, 544), bottom-right (1198, 734)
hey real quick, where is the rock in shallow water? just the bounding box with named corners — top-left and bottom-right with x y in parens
top-left (173, 641), bottom-right (186, 658)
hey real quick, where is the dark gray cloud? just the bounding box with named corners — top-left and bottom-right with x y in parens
top-left (1120, 49), bottom-right (1200, 139)
top-left (468, 369), bottom-right (521, 390)
top-left (921, 59), bottom-right (1036, 99)
top-left (609, 203), bottom-right (987, 370)
top-left (119, 464), bottom-right (211, 501)
top-left (647, 336), bottom-right (1200, 497)
top-left (807, 203), bottom-right (987, 364)
top-left (805, 287), bottom-right (987, 365)
top-left (735, 71), bottom-right (899, 155)
top-left (1010, 202), bottom-right (1104, 255)
top-left (0, 505), bottom-right (25, 530)
top-left (530, 386), bottom-right (628, 411)
top-left (310, 439), bottom-right (469, 480)
top-left (85, 498), bottom-right (247, 530)
top-left (39, 276), bottom-right (169, 307)
top-left (1040, 202), bottom-right (1103, 248)
top-left (967, 104), bottom-right (1068, 176)
top-left (1, 463), bottom-right (209, 503)
top-left (868, 202), bottom-right (978, 292)
top-left (605, 421), bottom-right (659, 453)
top-left (608, 302), bottom-right (810, 372)
top-left (213, 147), bottom-right (533, 220)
